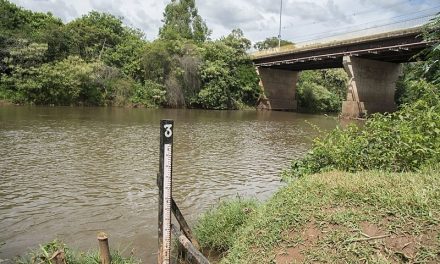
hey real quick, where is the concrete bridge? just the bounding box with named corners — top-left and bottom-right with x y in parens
top-left (252, 27), bottom-right (430, 117)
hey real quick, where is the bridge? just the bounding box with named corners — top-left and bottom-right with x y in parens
top-left (251, 27), bottom-right (431, 117)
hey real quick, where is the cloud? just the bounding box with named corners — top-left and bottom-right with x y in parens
top-left (200, 1), bottom-right (264, 29)
top-left (8, 0), bottom-right (437, 43)
top-left (11, 0), bottom-right (79, 21)
top-left (89, 0), bottom-right (159, 34)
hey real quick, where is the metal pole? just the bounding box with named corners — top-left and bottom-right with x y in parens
top-left (278, 0), bottom-right (283, 48)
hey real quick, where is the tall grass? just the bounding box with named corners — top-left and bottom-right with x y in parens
top-left (194, 198), bottom-right (258, 252)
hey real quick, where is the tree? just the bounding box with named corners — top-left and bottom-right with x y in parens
top-left (159, 0), bottom-right (210, 43)
top-left (64, 11), bottom-right (125, 60)
top-left (197, 29), bottom-right (260, 109)
top-left (253, 37), bottom-right (294, 50)
top-left (103, 28), bottom-right (146, 81)
top-left (0, 0), bottom-right (62, 40)
top-left (141, 40), bottom-right (172, 83)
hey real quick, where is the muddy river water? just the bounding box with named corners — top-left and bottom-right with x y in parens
top-left (0, 106), bottom-right (337, 262)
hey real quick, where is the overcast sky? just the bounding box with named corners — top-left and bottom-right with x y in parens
top-left (9, 0), bottom-right (439, 44)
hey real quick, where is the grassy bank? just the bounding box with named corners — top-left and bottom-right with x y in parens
top-left (196, 170), bottom-right (440, 263)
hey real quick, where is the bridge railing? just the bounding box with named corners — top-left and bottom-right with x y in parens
top-left (250, 14), bottom-right (436, 58)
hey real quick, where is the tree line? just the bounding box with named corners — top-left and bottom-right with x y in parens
top-left (0, 0), bottom-right (351, 112)
top-left (0, 0), bottom-right (261, 109)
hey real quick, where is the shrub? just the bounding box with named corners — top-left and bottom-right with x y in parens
top-left (296, 69), bottom-right (348, 113)
top-left (296, 81), bottom-right (340, 112)
top-left (283, 80), bottom-right (440, 180)
top-left (195, 198), bottom-right (259, 252)
top-left (130, 80), bottom-right (166, 107)
top-left (284, 16), bottom-right (440, 180)
top-left (14, 56), bottom-right (93, 105)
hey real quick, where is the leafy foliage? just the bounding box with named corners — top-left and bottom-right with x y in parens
top-left (2, 56), bottom-right (140, 106)
top-left (131, 80), bottom-right (166, 107)
top-left (197, 29), bottom-right (260, 109)
top-left (284, 82), bottom-right (440, 180)
top-left (64, 11), bottom-right (125, 60)
top-left (296, 69), bottom-right (348, 113)
top-left (0, 0), bottom-right (62, 41)
top-left (159, 0), bottom-right (210, 43)
top-left (141, 41), bottom-right (172, 84)
top-left (1, 0), bottom-right (260, 109)
top-left (253, 37), bottom-right (294, 50)
top-left (283, 15), bottom-right (440, 180)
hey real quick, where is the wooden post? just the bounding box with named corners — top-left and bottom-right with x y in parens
top-left (159, 119), bottom-right (174, 264)
top-left (97, 232), bottom-right (111, 264)
top-left (171, 225), bottom-right (210, 264)
top-left (157, 173), bottom-right (201, 251)
top-left (172, 199), bottom-right (201, 250)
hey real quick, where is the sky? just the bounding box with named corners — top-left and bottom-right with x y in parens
top-left (9, 0), bottom-right (439, 44)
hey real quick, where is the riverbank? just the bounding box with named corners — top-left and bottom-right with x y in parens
top-left (0, 100), bottom-right (15, 106)
top-left (196, 169), bottom-right (440, 263)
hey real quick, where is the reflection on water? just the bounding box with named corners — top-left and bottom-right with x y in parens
top-left (0, 106), bottom-right (337, 262)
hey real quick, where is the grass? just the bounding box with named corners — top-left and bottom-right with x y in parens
top-left (17, 240), bottom-right (140, 264)
top-left (197, 170), bottom-right (440, 263)
top-left (194, 198), bottom-right (259, 252)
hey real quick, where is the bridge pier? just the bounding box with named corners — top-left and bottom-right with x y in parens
top-left (257, 67), bottom-right (298, 110)
top-left (342, 56), bottom-right (401, 118)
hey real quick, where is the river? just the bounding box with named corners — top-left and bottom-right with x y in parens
top-left (0, 106), bottom-right (337, 262)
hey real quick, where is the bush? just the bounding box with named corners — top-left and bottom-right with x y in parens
top-left (296, 69), bottom-right (348, 113)
top-left (297, 82), bottom-right (340, 112)
top-left (284, 16), bottom-right (440, 180)
top-left (283, 80), bottom-right (440, 180)
top-left (195, 198), bottom-right (259, 252)
top-left (14, 56), bottom-right (93, 105)
top-left (130, 80), bottom-right (166, 107)
top-left (2, 56), bottom-right (141, 106)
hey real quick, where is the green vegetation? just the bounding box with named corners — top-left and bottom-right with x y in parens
top-left (216, 170), bottom-right (440, 263)
top-left (194, 198), bottom-right (258, 252)
top-left (17, 240), bottom-right (139, 264)
top-left (283, 16), bottom-right (440, 179)
top-left (284, 79), bottom-right (439, 179)
top-left (159, 0), bottom-right (210, 43)
top-left (296, 69), bottom-right (348, 113)
top-left (0, 0), bottom-right (259, 109)
top-left (253, 37), bottom-right (294, 50)
top-left (0, 0), bottom-right (351, 112)
top-left (197, 29), bottom-right (260, 109)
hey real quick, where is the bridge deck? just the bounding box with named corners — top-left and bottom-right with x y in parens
top-left (252, 27), bottom-right (429, 71)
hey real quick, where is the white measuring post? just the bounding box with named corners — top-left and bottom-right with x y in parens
top-left (159, 119), bottom-right (173, 264)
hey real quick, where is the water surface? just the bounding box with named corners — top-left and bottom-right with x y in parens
top-left (0, 106), bottom-right (337, 262)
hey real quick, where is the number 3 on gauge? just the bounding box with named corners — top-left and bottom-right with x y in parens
top-left (164, 124), bottom-right (172, 138)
